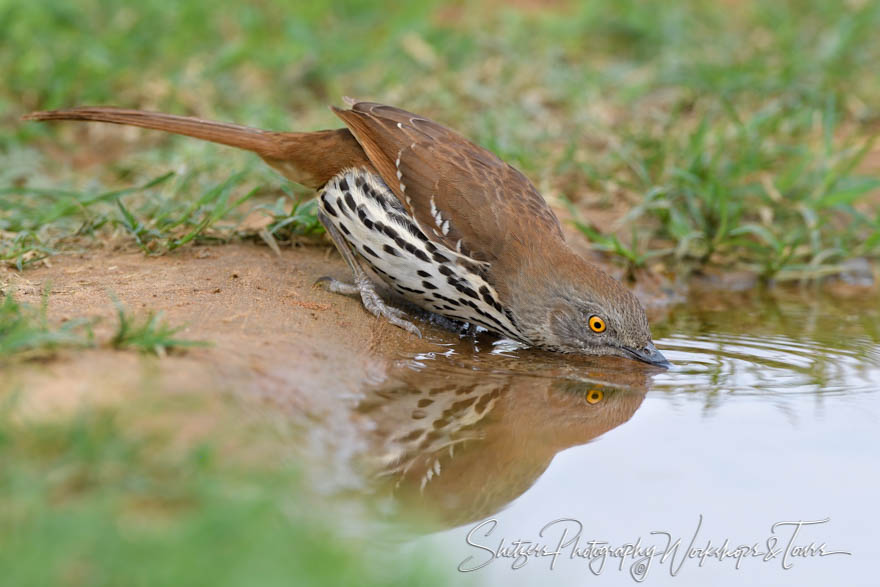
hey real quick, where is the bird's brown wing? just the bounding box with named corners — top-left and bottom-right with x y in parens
top-left (333, 101), bottom-right (563, 264)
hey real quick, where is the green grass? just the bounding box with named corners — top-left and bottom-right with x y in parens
top-left (0, 398), bottom-right (445, 587)
top-left (0, 290), bottom-right (207, 360)
top-left (1, 2), bottom-right (878, 580)
top-left (109, 296), bottom-right (209, 356)
top-left (585, 99), bottom-right (880, 279)
top-left (2, 0), bottom-right (878, 281)
top-left (0, 290), bottom-right (93, 359)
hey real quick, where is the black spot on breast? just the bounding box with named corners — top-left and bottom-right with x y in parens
top-left (384, 193), bottom-right (405, 212)
top-left (383, 225), bottom-right (400, 241)
top-left (322, 199), bottom-right (338, 217)
top-left (478, 285), bottom-right (496, 306)
top-left (363, 245), bottom-right (379, 258)
top-left (422, 280), bottom-right (438, 290)
top-left (417, 270), bottom-right (430, 278)
top-left (357, 207), bottom-right (368, 224)
top-left (336, 197), bottom-right (352, 218)
top-left (414, 249), bottom-right (430, 262)
top-left (398, 285), bottom-right (425, 294)
top-left (400, 219), bottom-right (427, 241)
top-left (382, 244), bottom-right (399, 257)
top-left (401, 237), bottom-right (421, 256)
top-left (339, 178), bottom-right (349, 191)
top-left (460, 300), bottom-right (507, 332)
top-left (389, 213), bottom-right (410, 226)
top-left (434, 293), bottom-right (461, 306)
top-left (433, 252), bottom-right (449, 264)
top-left (344, 192), bottom-right (357, 212)
top-left (403, 242), bottom-right (424, 258)
top-left (339, 223), bottom-right (351, 236)
top-left (438, 265), bottom-right (454, 277)
top-left (456, 284), bottom-right (479, 300)
top-left (372, 192), bottom-right (388, 211)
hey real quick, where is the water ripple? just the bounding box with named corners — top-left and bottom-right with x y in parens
top-left (653, 332), bottom-right (880, 397)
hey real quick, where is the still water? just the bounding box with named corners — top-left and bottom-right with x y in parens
top-left (333, 289), bottom-right (880, 586)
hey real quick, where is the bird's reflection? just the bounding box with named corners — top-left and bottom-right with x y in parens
top-left (352, 344), bottom-right (656, 529)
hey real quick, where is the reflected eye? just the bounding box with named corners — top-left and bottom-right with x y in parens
top-left (586, 389), bottom-right (604, 404)
top-left (588, 315), bottom-right (606, 333)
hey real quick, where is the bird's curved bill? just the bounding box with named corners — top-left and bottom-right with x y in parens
top-left (624, 341), bottom-right (671, 368)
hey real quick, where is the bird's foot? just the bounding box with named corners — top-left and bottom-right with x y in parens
top-left (317, 275), bottom-right (421, 338)
top-left (314, 276), bottom-right (360, 295)
top-left (358, 280), bottom-right (422, 338)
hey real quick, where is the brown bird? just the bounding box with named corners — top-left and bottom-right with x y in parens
top-left (25, 99), bottom-right (669, 367)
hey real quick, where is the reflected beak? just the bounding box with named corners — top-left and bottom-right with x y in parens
top-left (623, 341), bottom-right (671, 368)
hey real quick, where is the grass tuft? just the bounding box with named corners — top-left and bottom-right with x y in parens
top-left (255, 183), bottom-right (324, 242)
top-left (109, 296), bottom-right (209, 356)
top-left (608, 102), bottom-right (879, 280)
top-left (0, 290), bottom-right (93, 360)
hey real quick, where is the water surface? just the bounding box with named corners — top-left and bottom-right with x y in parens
top-left (333, 289), bottom-right (880, 586)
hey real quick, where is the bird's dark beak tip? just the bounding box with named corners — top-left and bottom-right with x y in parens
top-left (626, 342), bottom-right (671, 369)
top-left (650, 355), bottom-right (672, 369)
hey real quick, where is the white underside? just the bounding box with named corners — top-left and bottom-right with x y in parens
top-left (318, 169), bottom-right (521, 339)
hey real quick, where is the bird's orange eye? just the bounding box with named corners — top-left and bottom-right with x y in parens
top-left (589, 315), bottom-right (606, 333)
top-left (586, 389), bottom-right (604, 404)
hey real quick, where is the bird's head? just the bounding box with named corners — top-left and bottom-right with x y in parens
top-left (513, 250), bottom-right (670, 368)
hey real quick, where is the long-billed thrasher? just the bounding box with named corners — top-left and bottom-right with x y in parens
top-left (25, 99), bottom-right (670, 367)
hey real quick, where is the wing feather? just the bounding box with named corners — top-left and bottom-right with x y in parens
top-left (332, 102), bottom-right (563, 265)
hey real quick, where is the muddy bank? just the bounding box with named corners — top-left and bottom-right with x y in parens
top-left (2, 243), bottom-right (452, 414)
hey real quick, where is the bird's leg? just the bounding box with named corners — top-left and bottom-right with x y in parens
top-left (314, 276), bottom-right (360, 295)
top-left (316, 212), bottom-right (422, 338)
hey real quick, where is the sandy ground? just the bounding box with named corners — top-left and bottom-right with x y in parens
top-left (2, 243), bottom-right (448, 417)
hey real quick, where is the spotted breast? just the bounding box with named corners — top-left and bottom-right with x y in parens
top-left (318, 168), bottom-right (523, 340)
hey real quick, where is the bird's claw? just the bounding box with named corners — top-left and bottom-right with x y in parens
top-left (317, 274), bottom-right (421, 337)
top-left (381, 307), bottom-right (422, 338)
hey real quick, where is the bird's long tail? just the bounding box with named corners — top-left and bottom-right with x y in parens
top-left (24, 107), bottom-right (288, 158)
top-left (23, 106), bottom-right (370, 188)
